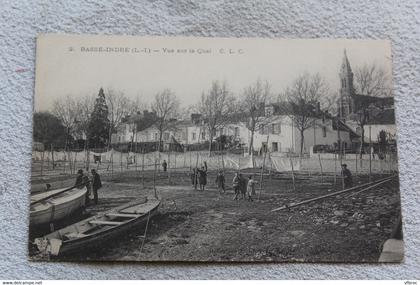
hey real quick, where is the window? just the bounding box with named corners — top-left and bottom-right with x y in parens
top-left (322, 127), bottom-right (327, 138)
top-left (272, 123), bottom-right (281, 134)
top-left (259, 125), bottom-right (264, 135)
top-left (220, 128), bottom-right (224, 135)
top-left (272, 142), bottom-right (278, 152)
top-left (192, 132), bottom-right (196, 140)
top-left (164, 132), bottom-right (170, 141)
top-left (202, 132), bottom-right (206, 139)
top-left (234, 127), bottom-right (239, 137)
top-left (154, 133), bottom-right (158, 140)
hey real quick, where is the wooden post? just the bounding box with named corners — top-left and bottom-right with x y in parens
top-left (51, 144), bottom-right (55, 170)
top-left (142, 148), bottom-right (145, 188)
top-left (184, 147), bottom-right (187, 169)
top-left (318, 153), bottom-right (323, 183)
top-left (369, 125), bottom-right (372, 182)
top-left (167, 152), bottom-right (171, 185)
top-left (221, 151), bottom-right (225, 175)
top-left (189, 150), bottom-right (192, 170)
top-left (290, 157), bottom-right (296, 191)
top-left (46, 149), bottom-right (50, 171)
top-left (334, 152), bottom-right (337, 186)
top-left (268, 152), bottom-right (273, 187)
top-left (355, 152), bottom-right (358, 177)
top-left (40, 151), bottom-right (45, 176)
top-left (111, 150), bottom-right (114, 177)
top-left (194, 152), bottom-right (199, 190)
top-left (120, 150), bottom-right (123, 173)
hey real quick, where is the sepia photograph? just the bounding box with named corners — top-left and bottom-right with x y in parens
top-left (29, 35), bottom-right (402, 262)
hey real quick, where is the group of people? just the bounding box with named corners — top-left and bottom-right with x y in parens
top-left (189, 162), bottom-right (258, 201)
top-left (232, 172), bottom-right (258, 201)
top-left (190, 162), bottom-right (208, 191)
top-left (75, 168), bottom-right (102, 205)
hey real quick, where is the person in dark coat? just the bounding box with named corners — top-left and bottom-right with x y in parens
top-left (197, 162), bottom-right (208, 191)
top-left (232, 172), bottom-right (240, 200)
top-left (239, 174), bottom-right (248, 200)
top-left (75, 169), bottom-right (89, 188)
top-left (190, 168), bottom-right (198, 189)
top-left (162, 160), bottom-right (168, 172)
top-left (215, 170), bottom-right (225, 194)
top-left (76, 169), bottom-right (91, 204)
top-left (91, 169), bottom-right (102, 205)
top-left (341, 164), bottom-right (353, 188)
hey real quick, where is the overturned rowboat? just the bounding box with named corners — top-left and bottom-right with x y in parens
top-left (34, 196), bottom-right (160, 256)
top-left (30, 186), bottom-right (88, 226)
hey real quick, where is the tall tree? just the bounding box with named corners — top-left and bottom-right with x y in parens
top-left (88, 88), bottom-right (110, 148)
top-left (33, 112), bottom-right (67, 149)
top-left (74, 95), bottom-right (95, 149)
top-left (106, 89), bottom-right (132, 148)
top-left (151, 89), bottom-right (180, 151)
top-left (281, 73), bottom-right (329, 155)
top-left (354, 63), bottom-right (392, 97)
top-left (241, 79), bottom-right (271, 157)
top-left (52, 95), bottom-right (78, 150)
top-left (198, 80), bottom-right (236, 155)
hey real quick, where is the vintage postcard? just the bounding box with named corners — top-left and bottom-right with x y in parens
top-left (30, 34), bottom-right (403, 262)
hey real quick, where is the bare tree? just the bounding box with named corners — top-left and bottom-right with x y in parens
top-left (75, 95), bottom-right (95, 149)
top-left (151, 89), bottom-right (180, 152)
top-left (128, 96), bottom-right (146, 152)
top-left (281, 73), bottom-right (329, 155)
top-left (354, 63), bottom-right (392, 97)
top-left (106, 89), bottom-right (132, 148)
top-left (52, 95), bottom-right (78, 150)
top-left (241, 79), bottom-right (271, 158)
top-left (198, 80), bottom-right (236, 156)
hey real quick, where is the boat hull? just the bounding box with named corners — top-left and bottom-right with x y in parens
top-left (30, 187), bottom-right (87, 226)
top-left (34, 197), bottom-right (160, 256)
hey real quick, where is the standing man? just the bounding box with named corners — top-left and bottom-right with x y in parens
top-left (239, 173), bottom-right (248, 200)
top-left (76, 169), bottom-right (91, 204)
top-left (246, 176), bottom-right (258, 201)
top-left (341, 164), bottom-right (353, 188)
top-left (232, 172), bottom-right (240, 200)
top-left (215, 170), bottom-right (226, 194)
top-left (91, 169), bottom-right (102, 205)
top-left (197, 163), bottom-right (208, 191)
top-left (162, 160), bottom-right (168, 172)
top-left (75, 169), bottom-right (85, 188)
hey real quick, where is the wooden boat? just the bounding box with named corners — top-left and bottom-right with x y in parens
top-left (34, 196), bottom-right (160, 256)
top-left (30, 186), bottom-right (88, 226)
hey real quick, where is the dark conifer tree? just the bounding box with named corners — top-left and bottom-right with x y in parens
top-left (88, 88), bottom-right (110, 148)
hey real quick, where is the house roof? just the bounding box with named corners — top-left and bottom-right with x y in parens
top-left (366, 109), bottom-right (395, 125)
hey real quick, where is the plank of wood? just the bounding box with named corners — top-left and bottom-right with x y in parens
top-left (271, 175), bottom-right (395, 212)
top-left (89, 220), bottom-right (123, 226)
top-left (106, 213), bottom-right (140, 218)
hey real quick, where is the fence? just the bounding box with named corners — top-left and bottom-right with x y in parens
top-left (31, 148), bottom-right (399, 179)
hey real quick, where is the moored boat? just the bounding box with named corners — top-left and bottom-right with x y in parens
top-left (34, 196), bottom-right (160, 256)
top-left (30, 186), bottom-right (88, 226)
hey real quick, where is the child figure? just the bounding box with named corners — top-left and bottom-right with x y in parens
top-left (246, 176), bottom-right (258, 201)
top-left (215, 170), bottom-right (226, 194)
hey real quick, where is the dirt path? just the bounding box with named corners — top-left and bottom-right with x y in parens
top-left (49, 170), bottom-right (401, 262)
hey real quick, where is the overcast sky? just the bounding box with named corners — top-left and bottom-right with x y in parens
top-left (34, 35), bottom-right (393, 112)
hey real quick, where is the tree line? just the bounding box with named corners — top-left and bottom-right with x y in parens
top-left (33, 63), bottom-right (391, 156)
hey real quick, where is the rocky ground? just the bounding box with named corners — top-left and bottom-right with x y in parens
top-left (29, 169), bottom-right (402, 262)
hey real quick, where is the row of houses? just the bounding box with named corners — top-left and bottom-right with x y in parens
top-left (111, 103), bottom-right (362, 154)
top-left (111, 51), bottom-right (397, 155)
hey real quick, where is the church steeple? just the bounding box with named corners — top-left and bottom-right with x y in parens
top-left (338, 49), bottom-right (355, 118)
